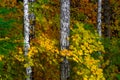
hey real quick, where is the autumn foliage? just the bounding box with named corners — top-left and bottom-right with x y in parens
top-left (0, 0), bottom-right (120, 80)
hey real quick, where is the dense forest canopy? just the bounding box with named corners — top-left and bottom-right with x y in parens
top-left (0, 0), bottom-right (120, 80)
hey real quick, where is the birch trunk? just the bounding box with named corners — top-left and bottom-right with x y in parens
top-left (24, 0), bottom-right (32, 80)
top-left (97, 0), bottom-right (102, 56)
top-left (60, 0), bottom-right (70, 80)
top-left (97, 0), bottom-right (102, 37)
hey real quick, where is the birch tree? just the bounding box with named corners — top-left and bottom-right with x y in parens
top-left (97, 0), bottom-right (102, 58)
top-left (97, 0), bottom-right (102, 37)
top-left (24, 0), bottom-right (32, 80)
top-left (60, 0), bottom-right (70, 80)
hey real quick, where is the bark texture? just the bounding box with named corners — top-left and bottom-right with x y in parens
top-left (60, 0), bottom-right (70, 50)
top-left (24, 0), bottom-right (32, 80)
top-left (60, 0), bottom-right (70, 80)
top-left (97, 0), bottom-right (102, 37)
top-left (103, 0), bottom-right (111, 38)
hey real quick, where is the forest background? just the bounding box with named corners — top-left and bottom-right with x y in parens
top-left (0, 0), bottom-right (120, 80)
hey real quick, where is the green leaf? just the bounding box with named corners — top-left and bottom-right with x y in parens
top-left (0, 8), bottom-right (10, 15)
top-left (116, 74), bottom-right (120, 80)
top-left (84, 23), bottom-right (94, 30)
top-left (0, 61), bottom-right (4, 74)
top-left (0, 40), bottom-right (16, 55)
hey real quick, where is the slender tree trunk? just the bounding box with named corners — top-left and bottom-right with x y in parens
top-left (60, 0), bottom-right (70, 80)
top-left (97, 0), bottom-right (102, 37)
top-left (24, 0), bottom-right (32, 80)
top-left (103, 0), bottom-right (111, 38)
top-left (97, 0), bottom-right (102, 57)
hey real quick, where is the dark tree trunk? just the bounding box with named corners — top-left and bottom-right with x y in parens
top-left (103, 0), bottom-right (111, 38)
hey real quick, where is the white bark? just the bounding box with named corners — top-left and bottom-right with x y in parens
top-left (97, 0), bottom-right (102, 63)
top-left (97, 0), bottom-right (102, 37)
top-left (24, 0), bottom-right (32, 80)
top-left (60, 0), bottom-right (70, 80)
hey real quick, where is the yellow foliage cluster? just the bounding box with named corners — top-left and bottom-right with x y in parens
top-left (68, 22), bottom-right (105, 79)
top-left (12, 48), bottom-right (24, 62)
top-left (28, 47), bottom-right (38, 58)
top-left (24, 47), bottom-right (38, 68)
top-left (60, 49), bottom-right (72, 57)
top-left (0, 37), bottom-right (10, 41)
top-left (30, 33), bottom-right (60, 79)
top-left (0, 55), bottom-right (4, 61)
top-left (36, 33), bottom-right (60, 62)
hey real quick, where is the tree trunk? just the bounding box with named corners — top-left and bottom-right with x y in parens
top-left (24, 0), bottom-right (32, 80)
top-left (60, 0), bottom-right (70, 80)
top-left (103, 0), bottom-right (111, 38)
top-left (97, 0), bottom-right (102, 37)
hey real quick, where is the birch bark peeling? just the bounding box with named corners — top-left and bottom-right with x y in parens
top-left (60, 0), bottom-right (70, 80)
top-left (24, 0), bottom-right (32, 80)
